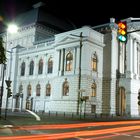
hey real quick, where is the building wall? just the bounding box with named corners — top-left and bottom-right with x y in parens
top-left (118, 33), bottom-right (140, 116)
top-left (8, 26), bottom-right (105, 114)
top-left (101, 27), bottom-right (119, 115)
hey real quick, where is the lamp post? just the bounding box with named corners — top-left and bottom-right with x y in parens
top-left (6, 45), bottom-right (25, 113)
top-left (6, 24), bottom-right (18, 82)
top-left (0, 64), bottom-right (6, 119)
top-left (77, 89), bottom-right (85, 119)
top-left (70, 32), bottom-right (87, 115)
top-left (0, 23), bottom-right (18, 119)
top-left (0, 37), bottom-right (7, 119)
top-left (5, 79), bottom-right (12, 119)
top-left (70, 32), bottom-right (83, 115)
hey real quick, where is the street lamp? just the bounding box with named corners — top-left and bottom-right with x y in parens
top-left (7, 24), bottom-right (18, 34)
top-left (7, 45), bottom-right (25, 113)
top-left (0, 23), bottom-right (18, 119)
top-left (70, 32), bottom-right (87, 115)
top-left (0, 64), bottom-right (6, 119)
top-left (7, 23), bottom-right (18, 80)
top-left (5, 24), bottom-right (19, 119)
top-left (77, 89), bottom-right (85, 118)
top-left (6, 24), bottom-right (18, 78)
top-left (0, 37), bottom-right (6, 119)
top-left (70, 32), bottom-right (83, 115)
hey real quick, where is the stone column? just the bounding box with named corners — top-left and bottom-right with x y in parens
top-left (34, 55), bottom-right (38, 76)
top-left (133, 39), bottom-right (137, 75)
top-left (127, 36), bottom-right (133, 73)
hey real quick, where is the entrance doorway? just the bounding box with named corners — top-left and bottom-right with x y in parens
top-left (118, 87), bottom-right (126, 116)
top-left (26, 97), bottom-right (33, 110)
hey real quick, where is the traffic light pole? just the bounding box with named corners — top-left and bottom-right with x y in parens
top-left (138, 92), bottom-right (140, 106)
top-left (4, 79), bottom-right (12, 120)
top-left (70, 32), bottom-right (83, 115)
top-left (0, 64), bottom-right (6, 119)
top-left (4, 87), bottom-right (9, 120)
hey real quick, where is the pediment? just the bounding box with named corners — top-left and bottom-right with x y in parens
top-left (57, 36), bottom-right (77, 44)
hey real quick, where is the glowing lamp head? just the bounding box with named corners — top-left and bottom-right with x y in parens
top-left (7, 24), bottom-right (18, 33)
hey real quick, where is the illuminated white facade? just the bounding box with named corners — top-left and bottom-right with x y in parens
top-left (1, 25), bottom-right (104, 115)
top-left (1, 4), bottom-right (140, 117)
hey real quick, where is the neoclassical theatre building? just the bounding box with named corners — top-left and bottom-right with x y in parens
top-left (1, 3), bottom-right (140, 117)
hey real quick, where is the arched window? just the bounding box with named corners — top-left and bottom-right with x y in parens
top-left (91, 82), bottom-right (96, 97)
top-left (48, 57), bottom-right (53, 73)
top-left (21, 62), bottom-right (25, 76)
top-left (29, 60), bottom-right (34, 75)
top-left (66, 52), bottom-right (73, 71)
top-left (46, 83), bottom-right (51, 96)
top-left (36, 83), bottom-right (41, 96)
top-left (38, 59), bottom-right (43, 74)
top-left (27, 84), bottom-right (31, 96)
top-left (63, 78), bottom-right (69, 96)
top-left (19, 84), bottom-right (23, 93)
top-left (91, 52), bottom-right (97, 71)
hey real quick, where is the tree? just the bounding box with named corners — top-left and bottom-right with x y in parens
top-left (0, 37), bottom-right (6, 64)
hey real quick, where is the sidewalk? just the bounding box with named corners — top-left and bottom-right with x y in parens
top-left (1, 111), bottom-right (140, 136)
top-left (1, 110), bottom-right (140, 124)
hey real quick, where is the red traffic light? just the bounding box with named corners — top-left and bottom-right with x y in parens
top-left (118, 22), bottom-right (126, 29)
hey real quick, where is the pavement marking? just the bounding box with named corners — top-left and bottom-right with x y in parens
top-left (3, 125), bottom-right (13, 128)
top-left (112, 133), bottom-right (121, 135)
top-left (113, 132), bottom-right (140, 139)
top-left (134, 136), bottom-right (140, 139)
top-left (75, 137), bottom-right (85, 139)
top-left (29, 130), bottom-right (47, 134)
top-left (121, 133), bottom-right (131, 136)
top-left (25, 109), bottom-right (41, 121)
top-left (112, 132), bottom-right (131, 136)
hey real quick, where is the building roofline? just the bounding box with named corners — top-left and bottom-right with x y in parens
top-left (92, 23), bottom-right (110, 29)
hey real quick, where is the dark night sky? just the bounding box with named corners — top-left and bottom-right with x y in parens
top-left (0, 0), bottom-right (139, 30)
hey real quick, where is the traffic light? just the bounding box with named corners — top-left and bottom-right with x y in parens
top-left (5, 80), bottom-right (12, 98)
top-left (117, 21), bottom-right (127, 43)
top-left (138, 92), bottom-right (140, 105)
top-left (0, 37), bottom-right (6, 64)
top-left (7, 88), bottom-right (12, 98)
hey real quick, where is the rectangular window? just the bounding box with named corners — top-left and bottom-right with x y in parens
top-left (92, 60), bottom-right (97, 71)
top-left (91, 105), bottom-right (96, 113)
top-left (91, 89), bottom-right (96, 97)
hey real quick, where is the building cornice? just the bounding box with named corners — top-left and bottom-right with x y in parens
top-left (92, 22), bottom-right (118, 34)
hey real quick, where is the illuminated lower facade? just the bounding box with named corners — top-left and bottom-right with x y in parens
top-left (1, 26), bottom-right (104, 116)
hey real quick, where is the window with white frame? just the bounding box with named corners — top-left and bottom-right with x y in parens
top-left (36, 83), bottom-right (41, 96)
top-left (21, 61), bottom-right (25, 76)
top-left (29, 60), bottom-right (34, 75)
top-left (46, 83), bottom-right (51, 96)
top-left (66, 52), bottom-right (73, 71)
top-left (91, 82), bottom-right (96, 97)
top-left (27, 84), bottom-right (31, 96)
top-left (38, 59), bottom-right (43, 74)
top-left (62, 78), bottom-right (69, 96)
top-left (48, 57), bottom-right (53, 73)
top-left (91, 52), bottom-right (97, 72)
